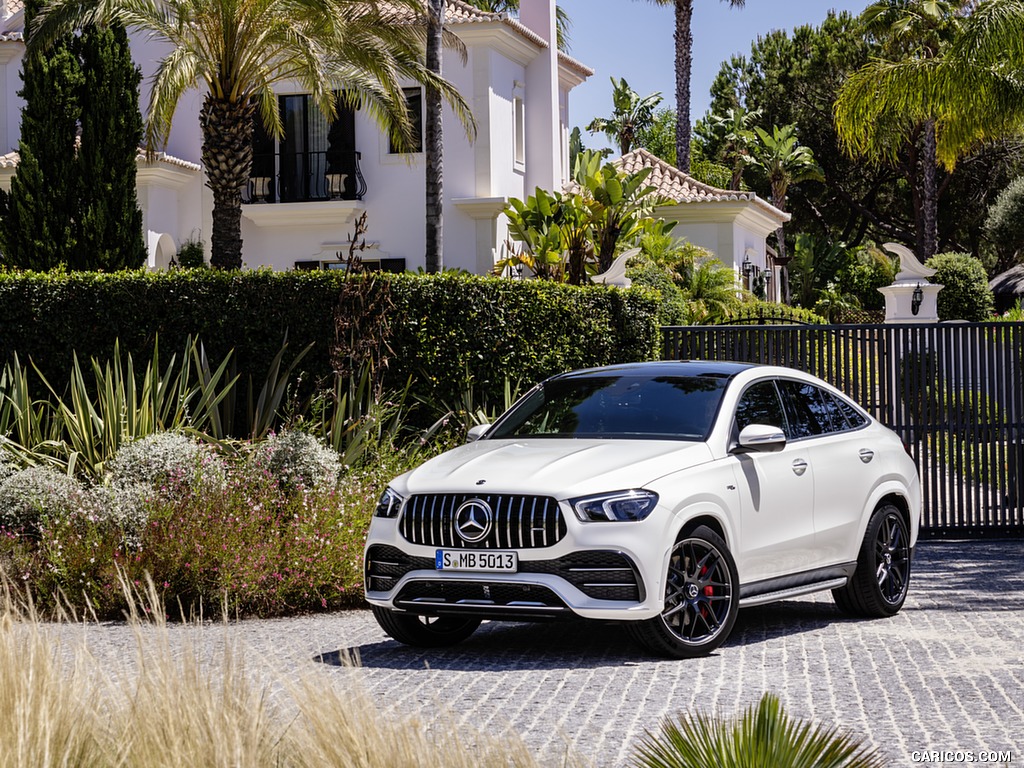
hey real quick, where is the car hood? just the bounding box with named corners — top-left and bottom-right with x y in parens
top-left (396, 438), bottom-right (715, 499)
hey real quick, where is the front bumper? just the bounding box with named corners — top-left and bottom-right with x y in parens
top-left (363, 512), bottom-right (673, 621)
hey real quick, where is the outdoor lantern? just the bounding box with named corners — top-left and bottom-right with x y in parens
top-left (741, 254), bottom-right (753, 277)
top-left (912, 283), bottom-right (924, 316)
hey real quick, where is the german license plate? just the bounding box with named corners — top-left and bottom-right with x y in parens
top-left (435, 550), bottom-right (518, 573)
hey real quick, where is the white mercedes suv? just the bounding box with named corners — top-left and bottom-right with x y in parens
top-left (364, 361), bottom-right (921, 657)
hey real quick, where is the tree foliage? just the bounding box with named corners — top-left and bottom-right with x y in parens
top-left (0, 1), bottom-right (143, 271)
top-left (499, 151), bottom-right (666, 282)
top-left (73, 22), bottom-right (145, 270)
top-left (706, 9), bottom-right (1024, 264)
top-left (983, 176), bottom-right (1024, 274)
top-left (587, 77), bottom-right (662, 156)
top-left (0, 0), bottom-right (82, 270)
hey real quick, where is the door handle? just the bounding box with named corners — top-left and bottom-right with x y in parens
top-left (792, 458), bottom-right (808, 476)
top-left (859, 449), bottom-right (874, 464)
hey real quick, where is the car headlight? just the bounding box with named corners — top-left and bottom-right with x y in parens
top-left (570, 490), bottom-right (658, 522)
top-left (375, 487), bottom-right (404, 518)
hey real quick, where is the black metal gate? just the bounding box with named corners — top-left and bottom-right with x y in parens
top-left (662, 322), bottom-right (1024, 537)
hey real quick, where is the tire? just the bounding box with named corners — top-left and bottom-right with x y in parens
top-left (371, 605), bottom-right (481, 648)
top-left (832, 503), bottom-right (911, 618)
top-left (627, 525), bottom-right (739, 658)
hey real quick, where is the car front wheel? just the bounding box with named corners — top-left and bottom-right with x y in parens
top-left (832, 502), bottom-right (911, 617)
top-left (371, 605), bottom-right (481, 648)
top-left (628, 525), bottom-right (739, 658)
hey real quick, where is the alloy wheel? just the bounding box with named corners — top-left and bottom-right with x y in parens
top-left (660, 537), bottom-right (735, 646)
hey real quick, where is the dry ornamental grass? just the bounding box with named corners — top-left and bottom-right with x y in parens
top-left (0, 579), bottom-right (568, 768)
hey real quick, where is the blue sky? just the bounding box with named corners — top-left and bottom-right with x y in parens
top-left (559, 0), bottom-right (869, 145)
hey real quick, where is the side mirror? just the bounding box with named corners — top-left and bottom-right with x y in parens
top-left (734, 424), bottom-right (787, 454)
top-left (466, 423), bottom-right (491, 442)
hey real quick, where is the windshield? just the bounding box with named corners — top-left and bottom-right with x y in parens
top-left (487, 375), bottom-right (728, 440)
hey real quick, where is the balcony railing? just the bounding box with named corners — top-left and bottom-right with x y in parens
top-left (243, 150), bottom-right (366, 204)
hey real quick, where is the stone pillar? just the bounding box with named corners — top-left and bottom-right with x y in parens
top-left (878, 242), bottom-right (943, 323)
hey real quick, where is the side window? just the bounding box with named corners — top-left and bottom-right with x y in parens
top-left (778, 380), bottom-right (845, 438)
top-left (830, 392), bottom-right (868, 429)
top-left (389, 87), bottom-right (423, 154)
top-left (735, 380), bottom-right (787, 434)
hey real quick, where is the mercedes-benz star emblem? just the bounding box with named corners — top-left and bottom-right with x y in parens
top-left (455, 499), bottom-right (493, 543)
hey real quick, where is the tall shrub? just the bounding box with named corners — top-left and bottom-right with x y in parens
top-left (73, 22), bottom-right (146, 270)
top-left (0, 0), bottom-right (82, 269)
top-left (0, 7), bottom-right (144, 270)
top-left (925, 252), bottom-right (995, 321)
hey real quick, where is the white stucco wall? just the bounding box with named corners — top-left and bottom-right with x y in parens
top-left (0, 6), bottom-right (585, 275)
top-left (0, 41), bottom-right (24, 156)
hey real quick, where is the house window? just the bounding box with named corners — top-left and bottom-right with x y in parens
top-left (513, 95), bottom-right (525, 167)
top-left (389, 87), bottom-right (423, 154)
top-left (249, 93), bottom-right (356, 203)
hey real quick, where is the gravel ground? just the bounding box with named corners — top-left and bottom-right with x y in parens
top-left (41, 539), bottom-right (1024, 767)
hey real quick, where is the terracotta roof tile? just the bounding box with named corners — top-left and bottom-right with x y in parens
top-left (617, 148), bottom-right (788, 221)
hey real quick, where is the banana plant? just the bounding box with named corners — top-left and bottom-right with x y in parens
top-left (573, 150), bottom-right (661, 271)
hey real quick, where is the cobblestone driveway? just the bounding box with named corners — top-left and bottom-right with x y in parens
top-left (60, 540), bottom-right (1024, 767)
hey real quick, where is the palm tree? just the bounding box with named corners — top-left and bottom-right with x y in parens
top-left (633, 692), bottom-right (884, 768)
top-left (694, 106), bottom-right (761, 189)
top-left (424, 0), bottom-right (444, 273)
top-left (30, 0), bottom-right (473, 270)
top-left (641, 0), bottom-right (746, 174)
top-left (746, 124), bottom-right (824, 304)
top-left (586, 77), bottom-right (663, 156)
top-left (834, 0), bottom-right (974, 262)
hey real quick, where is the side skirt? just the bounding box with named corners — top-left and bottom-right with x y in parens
top-left (739, 562), bottom-right (857, 608)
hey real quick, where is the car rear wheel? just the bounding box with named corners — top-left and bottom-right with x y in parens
top-left (627, 525), bottom-right (739, 658)
top-left (832, 503), bottom-right (911, 617)
top-left (371, 605), bottom-right (481, 648)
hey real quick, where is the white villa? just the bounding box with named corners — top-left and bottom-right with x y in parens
top-left (0, 0), bottom-right (786, 285)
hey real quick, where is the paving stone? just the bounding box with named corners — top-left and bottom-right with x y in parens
top-left (42, 540), bottom-right (1024, 767)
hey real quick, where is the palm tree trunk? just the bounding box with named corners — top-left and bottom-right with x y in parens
top-left (201, 96), bottom-right (255, 270)
top-left (919, 119), bottom-right (938, 262)
top-left (673, 0), bottom-right (694, 173)
top-left (424, 0), bottom-right (444, 273)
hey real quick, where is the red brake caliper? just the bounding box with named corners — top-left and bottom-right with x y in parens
top-left (700, 565), bottom-right (713, 616)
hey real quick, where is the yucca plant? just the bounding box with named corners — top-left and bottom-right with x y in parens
top-left (0, 337), bottom-right (238, 478)
top-left (313, 362), bottom-right (409, 467)
top-left (632, 693), bottom-right (885, 768)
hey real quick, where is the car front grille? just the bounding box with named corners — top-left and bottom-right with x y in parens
top-left (399, 493), bottom-right (566, 549)
top-left (365, 545), bottom-right (643, 602)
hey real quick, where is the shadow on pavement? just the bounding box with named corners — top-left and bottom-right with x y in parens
top-left (317, 540), bottom-right (1023, 670)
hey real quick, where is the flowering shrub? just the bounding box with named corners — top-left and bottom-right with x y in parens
top-left (0, 450), bottom-right (394, 619)
top-left (0, 467), bottom-right (100, 535)
top-left (246, 429), bottom-right (342, 493)
top-left (0, 454), bottom-right (15, 483)
top-left (106, 432), bottom-right (224, 491)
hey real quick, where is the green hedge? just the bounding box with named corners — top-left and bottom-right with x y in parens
top-left (0, 270), bottom-right (660, 423)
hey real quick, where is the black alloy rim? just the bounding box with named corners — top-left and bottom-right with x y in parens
top-left (876, 512), bottom-right (910, 605)
top-left (660, 538), bottom-right (733, 645)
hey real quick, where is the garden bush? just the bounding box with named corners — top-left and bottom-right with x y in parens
top-left (0, 466), bottom-right (101, 535)
top-left (0, 448), bottom-right (399, 618)
top-left (0, 270), bottom-right (661, 427)
top-left (247, 429), bottom-right (342, 493)
top-left (717, 300), bottom-right (825, 325)
top-left (925, 252), bottom-right (995, 321)
top-left (106, 432), bottom-right (219, 490)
